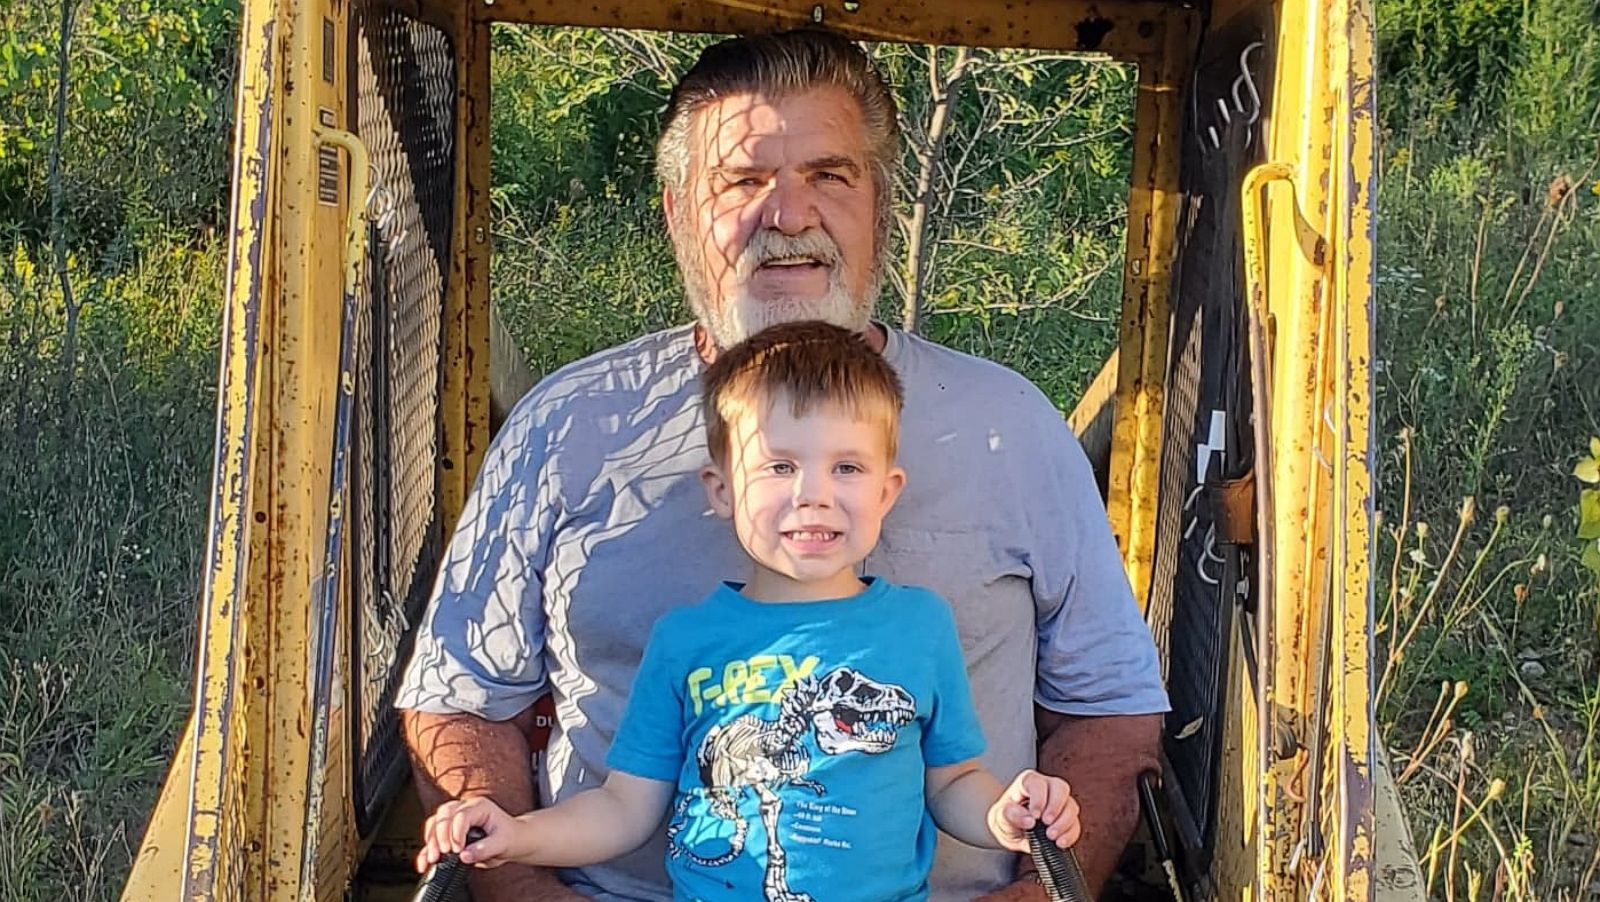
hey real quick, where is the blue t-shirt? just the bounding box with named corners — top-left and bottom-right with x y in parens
top-left (607, 579), bottom-right (985, 902)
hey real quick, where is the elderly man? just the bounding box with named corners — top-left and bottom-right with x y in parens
top-left (398, 28), bottom-right (1166, 901)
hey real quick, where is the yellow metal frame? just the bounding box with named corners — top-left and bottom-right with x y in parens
top-left (124, 0), bottom-right (1386, 898)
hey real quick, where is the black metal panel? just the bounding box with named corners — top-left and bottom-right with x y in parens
top-left (349, 3), bottom-right (455, 836)
top-left (1151, 35), bottom-right (1261, 877)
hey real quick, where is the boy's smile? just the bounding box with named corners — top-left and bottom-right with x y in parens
top-left (701, 396), bottom-right (905, 602)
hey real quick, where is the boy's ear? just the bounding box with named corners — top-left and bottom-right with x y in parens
top-left (881, 465), bottom-right (907, 511)
top-left (700, 463), bottom-right (733, 519)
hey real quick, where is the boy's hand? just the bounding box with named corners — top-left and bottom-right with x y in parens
top-left (988, 769), bottom-right (1081, 854)
top-left (416, 797), bottom-right (527, 872)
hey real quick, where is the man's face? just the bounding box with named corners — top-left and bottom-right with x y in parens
top-left (668, 87), bottom-right (880, 348)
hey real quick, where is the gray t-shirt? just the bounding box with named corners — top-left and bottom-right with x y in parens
top-left (397, 324), bottom-right (1167, 901)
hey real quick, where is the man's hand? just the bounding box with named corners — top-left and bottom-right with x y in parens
top-left (403, 707), bottom-right (586, 902)
top-left (1028, 708), bottom-right (1163, 896)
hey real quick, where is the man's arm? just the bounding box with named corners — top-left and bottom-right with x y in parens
top-left (973, 709), bottom-right (1162, 901)
top-left (1032, 709), bottom-right (1162, 894)
top-left (403, 707), bottom-right (586, 902)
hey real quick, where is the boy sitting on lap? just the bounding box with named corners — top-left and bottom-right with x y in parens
top-left (418, 321), bottom-right (1081, 901)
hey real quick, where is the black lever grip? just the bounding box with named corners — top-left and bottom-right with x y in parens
top-left (412, 826), bottom-right (487, 902)
top-left (1027, 821), bottom-right (1092, 902)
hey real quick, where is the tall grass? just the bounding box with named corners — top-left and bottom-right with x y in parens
top-left (0, 232), bottom-right (220, 901)
top-left (1373, 0), bottom-right (1600, 893)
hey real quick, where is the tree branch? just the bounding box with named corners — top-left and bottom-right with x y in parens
top-left (49, 0), bottom-right (79, 398)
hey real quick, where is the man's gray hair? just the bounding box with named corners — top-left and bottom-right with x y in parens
top-left (656, 29), bottom-right (901, 249)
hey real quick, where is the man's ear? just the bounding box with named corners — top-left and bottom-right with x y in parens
top-left (881, 465), bottom-right (907, 513)
top-left (662, 188), bottom-right (678, 233)
top-left (701, 463), bottom-right (733, 519)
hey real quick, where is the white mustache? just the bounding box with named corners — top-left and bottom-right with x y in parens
top-left (736, 229), bottom-right (841, 279)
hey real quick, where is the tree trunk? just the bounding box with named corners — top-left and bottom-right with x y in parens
top-left (49, 0), bottom-right (79, 397)
top-left (901, 46), bottom-right (970, 335)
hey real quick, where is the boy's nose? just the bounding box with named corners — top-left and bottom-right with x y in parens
top-left (792, 470), bottom-right (834, 507)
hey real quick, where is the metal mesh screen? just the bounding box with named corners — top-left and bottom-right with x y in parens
top-left (1148, 39), bottom-right (1260, 872)
top-left (349, 4), bottom-right (455, 835)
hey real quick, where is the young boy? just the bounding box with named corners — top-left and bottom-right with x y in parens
top-left (417, 321), bottom-right (1081, 901)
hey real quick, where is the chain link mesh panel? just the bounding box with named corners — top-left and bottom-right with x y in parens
top-left (1148, 40), bottom-right (1260, 873)
top-left (349, 3), bottom-right (454, 835)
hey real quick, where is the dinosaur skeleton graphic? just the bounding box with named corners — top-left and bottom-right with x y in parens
top-left (667, 666), bottom-right (917, 902)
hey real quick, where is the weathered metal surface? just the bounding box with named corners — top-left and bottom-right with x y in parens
top-left (1106, 18), bottom-right (1192, 615)
top-left (1332, 0), bottom-right (1378, 888)
top-left (1371, 749), bottom-right (1424, 900)
top-left (1067, 349), bottom-right (1119, 497)
top-left (127, 0), bottom-right (280, 897)
top-left (441, 7), bottom-right (492, 525)
top-left (258, 0), bottom-right (356, 895)
top-left (298, 124), bottom-right (370, 902)
top-left (452, 0), bottom-right (1189, 64)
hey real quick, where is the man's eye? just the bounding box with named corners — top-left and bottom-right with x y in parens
top-left (817, 171), bottom-right (848, 184)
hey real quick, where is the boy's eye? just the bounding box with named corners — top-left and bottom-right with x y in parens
top-left (835, 462), bottom-right (862, 475)
top-left (768, 462), bottom-right (796, 475)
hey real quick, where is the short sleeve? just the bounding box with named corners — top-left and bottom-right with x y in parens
top-left (607, 618), bottom-right (687, 782)
top-left (919, 599), bottom-right (988, 767)
top-left (1031, 419), bottom-right (1169, 716)
top-left (394, 395), bottom-right (559, 720)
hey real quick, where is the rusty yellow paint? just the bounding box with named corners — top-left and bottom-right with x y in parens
top-left (1105, 19), bottom-right (1191, 614)
top-left (1228, 0), bottom-right (1380, 887)
top-left (257, 0), bottom-right (354, 896)
top-left (122, 714), bottom-right (196, 895)
top-left (135, 0), bottom-right (283, 896)
top-left (313, 127), bottom-right (371, 297)
top-left (441, 9), bottom-right (493, 522)
top-left (461, 0), bottom-right (1185, 64)
top-left (1332, 0), bottom-right (1378, 889)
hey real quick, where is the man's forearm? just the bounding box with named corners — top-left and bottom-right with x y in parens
top-left (1032, 709), bottom-right (1163, 896)
top-left (403, 707), bottom-right (585, 901)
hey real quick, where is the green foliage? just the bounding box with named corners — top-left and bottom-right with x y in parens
top-left (0, 234), bottom-right (220, 899)
top-left (1577, 438), bottom-right (1600, 575)
top-left (490, 36), bottom-right (1132, 409)
top-left (0, 0), bottom-right (239, 246)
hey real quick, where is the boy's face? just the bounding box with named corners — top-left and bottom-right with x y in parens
top-left (701, 397), bottom-right (905, 601)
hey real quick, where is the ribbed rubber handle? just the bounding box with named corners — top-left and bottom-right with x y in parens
top-left (1027, 821), bottom-right (1092, 902)
top-left (412, 827), bottom-right (487, 902)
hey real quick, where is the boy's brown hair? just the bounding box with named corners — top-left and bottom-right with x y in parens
top-left (701, 321), bottom-right (904, 465)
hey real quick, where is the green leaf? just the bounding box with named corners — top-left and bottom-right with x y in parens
top-left (1581, 490), bottom-right (1600, 540)
top-left (1592, 436), bottom-right (1600, 459)
top-left (1582, 539), bottom-right (1600, 576)
top-left (1576, 456), bottom-right (1600, 484)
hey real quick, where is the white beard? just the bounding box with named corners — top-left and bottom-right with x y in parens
top-left (714, 282), bottom-right (868, 348)
top-left (676, 222), bottom-right (874, 350)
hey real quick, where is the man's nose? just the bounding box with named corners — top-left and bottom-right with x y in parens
top-left (762, 175), bottom-right (820, 235)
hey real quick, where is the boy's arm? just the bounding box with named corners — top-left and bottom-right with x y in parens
top-left (424, 770), bottom-right (675, 870)
top-left (925, 760), bottom-right (1006, 849)
top-left (510, 771), bottom-right (676, 866)
top-left (926, 762), bottom-right (1080, 855)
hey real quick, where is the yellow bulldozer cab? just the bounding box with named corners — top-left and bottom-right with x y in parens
top-left (121, 0), bottom-right (1418, 899)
